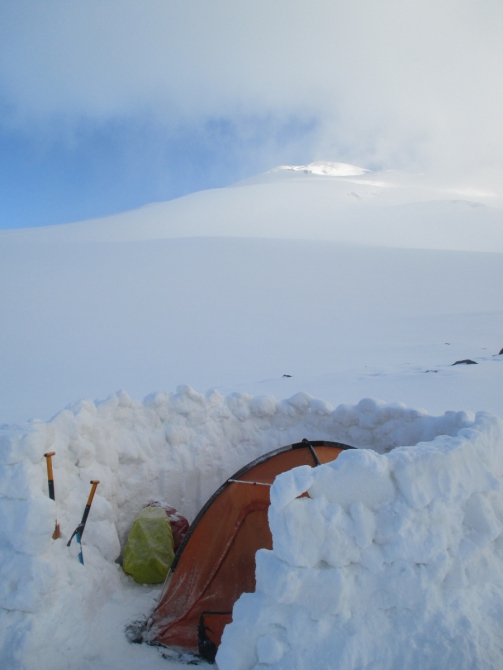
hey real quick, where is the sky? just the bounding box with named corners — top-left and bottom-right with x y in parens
top-left (1, 0), bottom-right (503, 229)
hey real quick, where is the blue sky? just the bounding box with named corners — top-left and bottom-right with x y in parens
top-left (1, 1), bottom-right (502, 230)
top-left (0, 112), bottom-right (319, 228)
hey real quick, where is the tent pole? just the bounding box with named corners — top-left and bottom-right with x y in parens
top-left (302, 438), bottom-right (322, 466)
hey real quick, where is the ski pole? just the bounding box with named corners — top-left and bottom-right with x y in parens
top-left (44, 451), bottom-right (62, 539)
top-left (67, 480), bottom-right (100, 565)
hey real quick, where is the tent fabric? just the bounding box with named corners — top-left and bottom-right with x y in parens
top-left (122, 506), bottom-right (175, 584)
top-left (149, 440), bottom-right (353, 656)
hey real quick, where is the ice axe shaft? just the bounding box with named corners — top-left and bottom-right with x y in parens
top-left (67, 480), bottom-right (100, 564)
top-left (80, 479), bottom-right (100, 531)
top-left (44, 452), bottom-right (61, 539)
top-left (68, 480), bottom-right (100, 542)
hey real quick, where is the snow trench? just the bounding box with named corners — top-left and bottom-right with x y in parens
top-left (0, 386), bottom-right (500, 669)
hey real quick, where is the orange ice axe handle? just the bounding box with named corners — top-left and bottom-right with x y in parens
top-left (67, 481), bottom-right (100, 564)
top-left (44, 451), bottom-right (62, 538)
top-left (44, 452), bottom-right (56, 500)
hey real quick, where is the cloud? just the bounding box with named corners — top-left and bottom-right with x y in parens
top-left (1, 1), bottom-right (502, 182)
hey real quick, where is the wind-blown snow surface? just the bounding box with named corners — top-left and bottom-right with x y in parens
top-left (218, 407), bottom-right (503, 670)
top-left (2, 388), bottom-right (502, 670)
top-left (1, 165), bottom-right (503, 425)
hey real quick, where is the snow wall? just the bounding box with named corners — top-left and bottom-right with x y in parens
top-left (217, 407), bottom-right (503, 670)
top-left (0, 385), bottom-right (502, 669)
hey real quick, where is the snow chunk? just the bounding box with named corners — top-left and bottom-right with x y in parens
top-left (256, 634), bottom-right (286, 665)
top-left (309, 449), bottom-right (395, 511)
top-left (250, 395), bottom-right (278, 418)
top-left (270, 465), bottom-right (314, 510)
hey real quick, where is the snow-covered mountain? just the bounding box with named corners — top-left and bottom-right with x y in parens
top-left (2, 164), bottom-right (503, 251)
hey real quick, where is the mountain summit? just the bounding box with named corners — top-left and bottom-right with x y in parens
top-left (272, 161), bottom-right (369, 177)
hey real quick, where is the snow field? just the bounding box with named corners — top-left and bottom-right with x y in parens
top-left (0, 385), bottom-right (489, 668)
top-left (217, 411), bottom-right (503, 670)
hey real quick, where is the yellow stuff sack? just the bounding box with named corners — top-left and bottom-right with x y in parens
top-left (123, 506), bottom-right (175, 584)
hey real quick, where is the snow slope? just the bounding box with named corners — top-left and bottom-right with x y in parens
top-left (1, 165), bottom-right (502, 425)
top-left (1, 164), bottom-right (503, 669)
top-left (1, 165), bottom-right (503, 250)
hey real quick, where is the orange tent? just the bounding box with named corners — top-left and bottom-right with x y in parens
top-left (149, 439), bottom-right (354, 661)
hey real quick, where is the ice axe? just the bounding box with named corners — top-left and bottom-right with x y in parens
top-left (44, 451), bottom-right (62, 539)
top-left (67, 480), bottom-right (100, 565)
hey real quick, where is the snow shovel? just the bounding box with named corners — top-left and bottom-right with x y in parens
top-left (67, 480), bottom-right (100, 564)
top-left (44, 451), bottom-right (62, 539)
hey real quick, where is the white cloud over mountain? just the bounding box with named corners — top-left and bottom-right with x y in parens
top-left (1, 1), bottom-right (502, 183)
